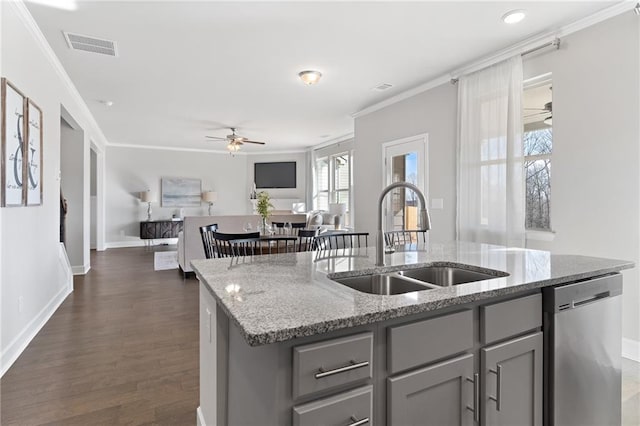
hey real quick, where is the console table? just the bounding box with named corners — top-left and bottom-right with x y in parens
top-left (140, 220), bottom-right (183, 240)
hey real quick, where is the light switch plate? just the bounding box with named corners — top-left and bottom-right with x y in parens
top-left (431, 198), bottom-right (444, 209)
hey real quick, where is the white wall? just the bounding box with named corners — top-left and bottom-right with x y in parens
top-left (522, 13), bottom-right (640, 347)
top-left (353, 12), bottom-right (640, 347)
top-left (105, 146), bottom-right (249, 246)
top-left (1, 2), bottom-right (108, 376)
top-left (354, 83), bottom-right (458, 242)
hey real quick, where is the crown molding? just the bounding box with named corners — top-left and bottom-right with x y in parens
top-left (108, 142), bottom-right (308, 156)
top-left (9, 1), bottom-right (109, 151)
top-left (108, 142), bottom-right (247, 155)
top-left (310, 132), bottom-right (355, 151)
top-left (352, 1), bottom-right (635, 119)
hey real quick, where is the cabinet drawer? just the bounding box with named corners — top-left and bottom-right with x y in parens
top-left (293, 332), bottom-right (373, 399)
top-left (387, 309), bottom-right (473, 375)
top-left (481, 293), bottom-right (541, 345)
top-left (293, 385), bottom-right (373, 426)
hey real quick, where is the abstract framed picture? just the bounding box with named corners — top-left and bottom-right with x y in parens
top-left (1, 78), bottom-right (27, 207)
top-left (161, 177), bottom-right (201, 207)
top-left (25, 98), bottom-right (43, 206)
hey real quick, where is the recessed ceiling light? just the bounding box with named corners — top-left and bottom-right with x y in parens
top-left (298, 70), bottom-right (322, 85)
top-left (502, 10), bottom-right (526, 24)
top-left (99, 100), bottom-right (114, 107)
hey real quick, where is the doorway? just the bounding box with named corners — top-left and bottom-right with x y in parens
top-left (382, 134), bottom-right (428, 232)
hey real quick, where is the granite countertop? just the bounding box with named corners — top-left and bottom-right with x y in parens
top-left (191, 241), bottom-right (633, 346)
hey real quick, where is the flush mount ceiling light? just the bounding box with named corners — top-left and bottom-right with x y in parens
top-left (298, 70), bottom-right (322, 85)
top-left (502, 10), bottom-right (526, 24)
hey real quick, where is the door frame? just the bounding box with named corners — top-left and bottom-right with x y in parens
top-left (381, 133), bottom-right (429, 231)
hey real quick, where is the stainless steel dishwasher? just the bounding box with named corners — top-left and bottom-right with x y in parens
top-left (543, 273), bottom-right (622, 426)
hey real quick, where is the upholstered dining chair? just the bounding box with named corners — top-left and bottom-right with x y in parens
top-left (199, 223), bottom-right (219, 259)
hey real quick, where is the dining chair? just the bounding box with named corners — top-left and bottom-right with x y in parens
top-left (384, 230), bottom-right (427, 246)
top-left (212, 231), bottom-right (261, 258)
top-left (199, 223), bottom-right (219, 259)
top-left (296, 229), bottom-right (319, 252)
top-left (314, 232), bottom-right (369, 250)
top-left (272, 222), bottom-right (307, 236)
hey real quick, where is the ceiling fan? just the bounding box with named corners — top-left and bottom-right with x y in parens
top-left (206, 128), bottom-right (267, 152)
top-left (524, 101), bottom-right (552, 125)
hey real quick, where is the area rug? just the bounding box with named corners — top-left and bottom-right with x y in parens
top-left (154, 251), bottom-right (178, 271)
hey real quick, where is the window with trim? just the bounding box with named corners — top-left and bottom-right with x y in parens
top-left (313, 151), bottom-right (351, 224)
top-left (523, 79), bottom-right (552, 231)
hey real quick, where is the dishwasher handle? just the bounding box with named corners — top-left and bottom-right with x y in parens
top-left (544, 274), bottom-right (622, 314)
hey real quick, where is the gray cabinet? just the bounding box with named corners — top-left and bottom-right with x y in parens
top-left (388, 353), bottom-right (476, 426)
top-left (481, 332), bottom-right (543, 426)
top-left (293, 385), bottom-right (373, 426)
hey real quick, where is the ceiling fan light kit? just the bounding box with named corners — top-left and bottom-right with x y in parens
top-left (206, 127), bottom-right (267, 153)
top-left (298, 70), bottom-right (322, 85)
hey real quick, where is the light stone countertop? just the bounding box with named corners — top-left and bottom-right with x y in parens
top-left (191, 241), bottom-right (634, 346)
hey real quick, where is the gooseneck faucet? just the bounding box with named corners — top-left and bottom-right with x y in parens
top-left (376, 181), bottom-right (431, 266)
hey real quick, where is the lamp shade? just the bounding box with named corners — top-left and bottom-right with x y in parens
top-left (329, 203), bottom-right (347, 215)
top-left (202, 191), bottom-right (218, 203)
top-left (139, 190), bottom-right (153, 202)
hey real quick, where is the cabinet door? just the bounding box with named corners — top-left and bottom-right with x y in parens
top-left (388, 353), bottom-right (476, 426)
top-left (481, 332), bottom-right (542, 426)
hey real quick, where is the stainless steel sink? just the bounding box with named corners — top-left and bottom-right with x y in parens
top-left (332, 273), bottom-right (436, 295)
top-left (397, 266), bottom-right (508, 287)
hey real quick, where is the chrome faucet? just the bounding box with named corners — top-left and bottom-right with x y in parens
top-left (376, 181), bottom-right (431, 266)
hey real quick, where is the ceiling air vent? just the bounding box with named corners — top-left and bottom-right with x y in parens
top-left (372, 83), bottom-right (393, 92)
top-left (63, 31), bottom-right (118, 57)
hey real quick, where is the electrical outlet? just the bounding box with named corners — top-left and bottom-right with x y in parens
top-left (18, 296), bottom-right (24, 313)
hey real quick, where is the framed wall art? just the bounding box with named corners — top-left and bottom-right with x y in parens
top-left (161, 177), bottom-right (201, 207)
top-left (25, 99), bottom-right (43, 206)
top-left (1, 78), bottom-right (27, 207)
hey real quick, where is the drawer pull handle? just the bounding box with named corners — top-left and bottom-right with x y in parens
top-left (314, 360), bottom-right (369, 379)
top-left (347, 416), bottom-right (369, 426)
top-left (489, 364), bottom-right (503, 411)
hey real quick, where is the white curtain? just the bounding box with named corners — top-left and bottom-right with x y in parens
top-left (456, 56), bottom-right (525, 247)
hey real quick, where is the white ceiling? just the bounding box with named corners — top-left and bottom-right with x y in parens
top-left (26, 1), bottom-right (614, 152)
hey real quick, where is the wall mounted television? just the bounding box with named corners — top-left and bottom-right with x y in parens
top-left (254, 162), bottom-right (296, 189)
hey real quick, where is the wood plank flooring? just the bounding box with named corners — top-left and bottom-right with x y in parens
top-left (1, 247), bottom-right (199, 425)
top-left (1, 246), bottom-right (639, 425)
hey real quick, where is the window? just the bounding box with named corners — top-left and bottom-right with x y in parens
top-left (523, 79), bottom-right (552, 231)
top-left (313, 151), bottom-right (351, 224)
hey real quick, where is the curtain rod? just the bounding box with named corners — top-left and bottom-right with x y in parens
top-left (450, 38), bottom-right (561, 85)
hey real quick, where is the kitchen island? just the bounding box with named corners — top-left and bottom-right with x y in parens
top-left (191, 242), bottom-right (633, 426)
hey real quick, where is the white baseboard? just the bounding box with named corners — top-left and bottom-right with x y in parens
top-left (197, 406), bottom-right (206, 426)
top-left (71, 264), bottom-right (90, 275)
top-left (623, 338), bottom-right (640, 362)
top-left (105, 238), bottom-right (178, 249)
top-left (0, 284), bottom-right (72, 377)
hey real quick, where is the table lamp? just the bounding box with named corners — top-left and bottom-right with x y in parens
top-left (329, 203), bottom-right (348, 230)
top-left (139, 190), bottom-right (154, 221)
top-left (202, 191), bottom-right (218, 216)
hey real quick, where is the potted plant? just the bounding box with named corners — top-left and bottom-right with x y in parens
top-left (256, 191), bottom-right (274, 235)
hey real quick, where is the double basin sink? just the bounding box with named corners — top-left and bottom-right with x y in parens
top-left (331, 265), bottom-right (509, 295)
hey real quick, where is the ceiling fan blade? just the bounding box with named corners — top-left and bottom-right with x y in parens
top-left (242, 140), bottom-right (266, 145)
top-left (206, 136), bottom-right (228, 141)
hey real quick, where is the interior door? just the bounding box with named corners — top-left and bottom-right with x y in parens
top-left (383, 135), bottom-right (428, 232)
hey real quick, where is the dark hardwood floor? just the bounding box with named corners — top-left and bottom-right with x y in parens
top-left (1, 247), bottom-right (199, 425)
